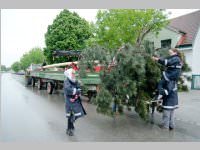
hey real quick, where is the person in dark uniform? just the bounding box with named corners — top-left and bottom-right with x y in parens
top-left (152, 48), bottom-right (183, 130)
top-left (64, 68), bottom-right (86, 136)
top-left (160, 80), bottom-right (179, 130)
top-left (152, 48), bottom-right (182, 100)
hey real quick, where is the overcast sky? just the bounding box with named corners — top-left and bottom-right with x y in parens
top-left (1, 9), bottom-right (199, 67)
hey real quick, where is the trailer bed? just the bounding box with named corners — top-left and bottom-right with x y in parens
top-left (29, 70), bottom-right (101, 85)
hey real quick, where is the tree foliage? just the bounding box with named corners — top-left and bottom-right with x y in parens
top-left (44, 9), bottom-right (92, 64)
top-left (93, 9), bottom-right (169, 49)
top-left (20, 47), bottom-right (45, 70)
top-left (78, 9), bottom-right (169, 120)
top-left (79, 43), bottom-right (161, 120)
top-left (1, 65), bottom-right (7, 71)
top-left (11, 62), bottom-right (21, 72)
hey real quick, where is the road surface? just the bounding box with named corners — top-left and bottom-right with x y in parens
top-left (1, 73), bottom-right (200, 142)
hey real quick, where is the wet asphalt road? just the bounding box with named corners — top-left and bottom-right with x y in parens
top-left (1, 73), bottom-right (200, 142)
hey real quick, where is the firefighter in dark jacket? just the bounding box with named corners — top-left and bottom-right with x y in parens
top-left (152, 48), bottom-right (182, 100)
top-left (160, 80), bottom-right (178, 130)
top-left (64, 68), bottom-right (86, 136)
top-left (152, 48), bottom-right (182, 130)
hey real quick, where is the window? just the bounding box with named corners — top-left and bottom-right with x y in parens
top-left (161, 39), bottom-right (171, 49)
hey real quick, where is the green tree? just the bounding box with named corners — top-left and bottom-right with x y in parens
top-left (44, 9), bottom-right (92, 64)
top-left (11, 62), bottom-right (21, 72)
top-left (78, 9), bottom-right (170, 120)
top-left (94, 9), bottom-right (169, 49)
top-left (20, 47), bottom-right (45, 70)
top-left (79, 9), bottom-right (190, 120)
top-left (79, 43), bottom-right (161, 120)
top-left (1, 65), bottom-right (7, 71)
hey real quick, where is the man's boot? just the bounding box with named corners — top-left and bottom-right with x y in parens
top-left (66, 128), bottom-right (70, 135)
top-left (68, 129), bottom-right (74, 136)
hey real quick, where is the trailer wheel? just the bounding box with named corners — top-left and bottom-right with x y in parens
top-left (31, 77), bottom-right (36, 87)
top-left (37, 79), bottom-right (42, 90)
top-left (47, 82), bottom-right (54, 94)
top-left (54, 82), bottom-right (58, 90)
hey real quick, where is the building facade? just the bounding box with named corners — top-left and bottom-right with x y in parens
top-left (145, 10), bottom-right (200, 89)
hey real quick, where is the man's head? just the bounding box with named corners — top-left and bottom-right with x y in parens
top-left (64, 68), bottom-right (76, 82)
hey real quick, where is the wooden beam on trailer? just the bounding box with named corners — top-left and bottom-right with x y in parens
top-left (42, 61), bottom-right (79, 69)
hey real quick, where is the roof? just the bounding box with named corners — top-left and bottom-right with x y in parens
top-left (166, 26), bottom-right (186, 34)
top-left (169, 10), bottom-right (200, 46)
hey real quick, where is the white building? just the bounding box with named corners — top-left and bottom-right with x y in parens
top-left (145, 10), bottom-right (200, 89)
top-left (191, 26), bottom-right (200, 89)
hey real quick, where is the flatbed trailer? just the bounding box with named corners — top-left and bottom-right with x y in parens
top-left (25, 50), bottom-right (102, 101)
top-left (25, 63), bottom-right (101, 101)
